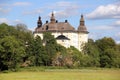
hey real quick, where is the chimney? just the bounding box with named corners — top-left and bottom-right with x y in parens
top-left (65, 20), bottom-right (68, 23)
top-left (46, 20), bottom-right (48, 24)
top-left (56, 20), bottom-right (58, 23)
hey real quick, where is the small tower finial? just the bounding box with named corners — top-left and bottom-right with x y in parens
top-left (39, 16), bottom-right (41, 20)
top-left (80, 14), bottom-right (84, 26)
top-left (52, 11), bottom-right (54, 16)
top-left (50, 11), bottom-right (56, 23)
top-left (37, 16), bottom-right (42, 28)
top-left (81, 14), bottom-right (83, 18)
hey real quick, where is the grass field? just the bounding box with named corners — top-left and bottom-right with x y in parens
top-left (0, 69), bottom-right (120, 80)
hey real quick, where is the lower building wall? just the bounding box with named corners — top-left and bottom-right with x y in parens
top-left (57, 40), bottom-right (70, 48)
top-left (52, 32), bottom-right (78, 49)
top-left (78, 33), bottom-right (88, 51)
top-left (34, 32), bottom-right (88, 51)
top-left (34, 33), bottom-right (43, 39)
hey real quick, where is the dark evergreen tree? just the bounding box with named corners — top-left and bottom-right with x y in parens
top-left (43, 32), bottom-right (58, 65)
top-left (27, 36), bottom-right (46, 66)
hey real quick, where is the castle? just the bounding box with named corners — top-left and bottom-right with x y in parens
top-left (33, 12), bottom-right (89, 51)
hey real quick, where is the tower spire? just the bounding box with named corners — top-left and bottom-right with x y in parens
top-left (80, 14), bottom-right (85, 26)
top-left (37, 16), bottom-right (42, 28)
top-left (50, 11), bottom-right (56, 23)
top-left (78, 14), bottom-right (88, 33)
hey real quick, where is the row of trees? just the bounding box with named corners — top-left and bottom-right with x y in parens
top-left (0, 23), bottom-right (33, 71)
top-left (83, 38), bottom-right (120, 68)
top-left (0, 23), bottom-right (120, 71)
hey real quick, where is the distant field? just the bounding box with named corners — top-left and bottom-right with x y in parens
top-left (0, 69), bottom-right (120, 80)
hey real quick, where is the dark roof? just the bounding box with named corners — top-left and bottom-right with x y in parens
top-left (35, 22), bottom-right (75, 32)
top-left (34, 13), bottom-right (89, 34)
top-left (56, 35), bottom-right (70, 40)
top-left (78, 25), bottom-right (88, 33)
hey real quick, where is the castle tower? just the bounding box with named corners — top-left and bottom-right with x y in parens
top-left (37, 16), bottom-right (42, 28)
top-left (78, 14), bottom-right (88, 32)
top-left (50, 12), bottom-right (56, 23)
top-left (78, 14), bottom-right (89, 51)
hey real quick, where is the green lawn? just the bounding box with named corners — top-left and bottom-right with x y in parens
top-left (0, 69), bottom-right (120, 80)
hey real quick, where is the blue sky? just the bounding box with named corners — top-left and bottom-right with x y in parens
top-left (0, 0), bottom-right (120, 43)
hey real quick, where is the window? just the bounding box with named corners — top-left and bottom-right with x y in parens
top-left (46, 25), bottom-right (49, 30)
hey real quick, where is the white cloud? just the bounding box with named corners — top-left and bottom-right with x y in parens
top-left (54, 9), bottom-right (78, 19)
top-left (86, 3), bottom-right (120, 19)
top-left (23, 1), bottom-right (80, 17)
top-left (88, 32), bottom-right (103, 40)
top-left (13, 2), bottom-right (31, 6)
top-left (0, 2), bottom-right (31, 7)
top-left (115, 32), bottom-right (120, 37)
top-left (0, 3), bottom-right (11, 15)
top-left (114, 32), bottom-right (120, 43)
top-left (0, 7), bottom-right (11, 15)
top-left (28, 27), bottom-right (35, 31)
top-left (47, 1), bottom-right (77, 9)
top-left (46, 1), bottom-right (80, 19)
top-left (0, 3), bottom-right (10, 7)
top-left (0, 18), bottom-right (24, 25)
top-left (12, 19), bottom-right (24, 24)
top-left (0, 1), bottom-right (31, 15)
top-left (55, 1), bottom-right (73, 7)
top-left (116, 41), bottom-right (120, 43)
top-left (0, 18), bottom-right (9, 24)
top-left (88, 33), bottom-right (96, 40)
top-left (88, 25), bottom-right (114, 31)
top-left (23, 8), bottom-right (43, 15)
top-left (89, 31), bottom-right (120, 43)
top-left (55, 1), bottom-right (79, 8)
top-left (111, 20), bottom-right (120, 27)
top-left (95, 25), bottom-right (114, 30)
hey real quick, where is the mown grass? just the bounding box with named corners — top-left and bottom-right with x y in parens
top-left (0, 68), bottom-right (120, 80)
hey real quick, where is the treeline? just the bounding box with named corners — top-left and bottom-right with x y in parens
top-left (0, 23), bottom-right (120, 71)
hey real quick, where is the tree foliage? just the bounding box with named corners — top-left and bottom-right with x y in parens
top-left (0, 23), bottom-right (32, 71)
top-left (82, 39), bottom-right (100, 67)
top-left (0, 36), bottom-right (25, 71)
top-left (0, 23), bottom-right (120, 71)
top-left (27, 36), bottom-right (46, 66)
top-left (43, 32), bottom-right (58, 65)
top-left (95, 37), bottom-right (119, 68)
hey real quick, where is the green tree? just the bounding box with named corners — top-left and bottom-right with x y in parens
top-left (0, 23), bottom-right (33, 70)
top-left (52, 44), bottom-right (67, 66)
top-left (83, 39), bottom-right (100, 67)
top-left (96, 37), bottom-right (116, 53)
top-left (95, 37), bottom-right (117, 67)
top-left (65, 46), bottom-right (81, 67)
top-left (114, 44), bottom-right (120, 68)
top-left (0, 23), bottom-right (17, 38)
top-left (100, 48), bottom-right (117, 67)
top-left (27, 36), bottom-right (46, 66)
top-left (15, 24), bottom-right (33, 45)
top-left (0, 36), bottom-right (25, 71)
top-left (79, 54), bottom-right (93, 67)
top-left (43, 32), bottom-right (58, 65)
